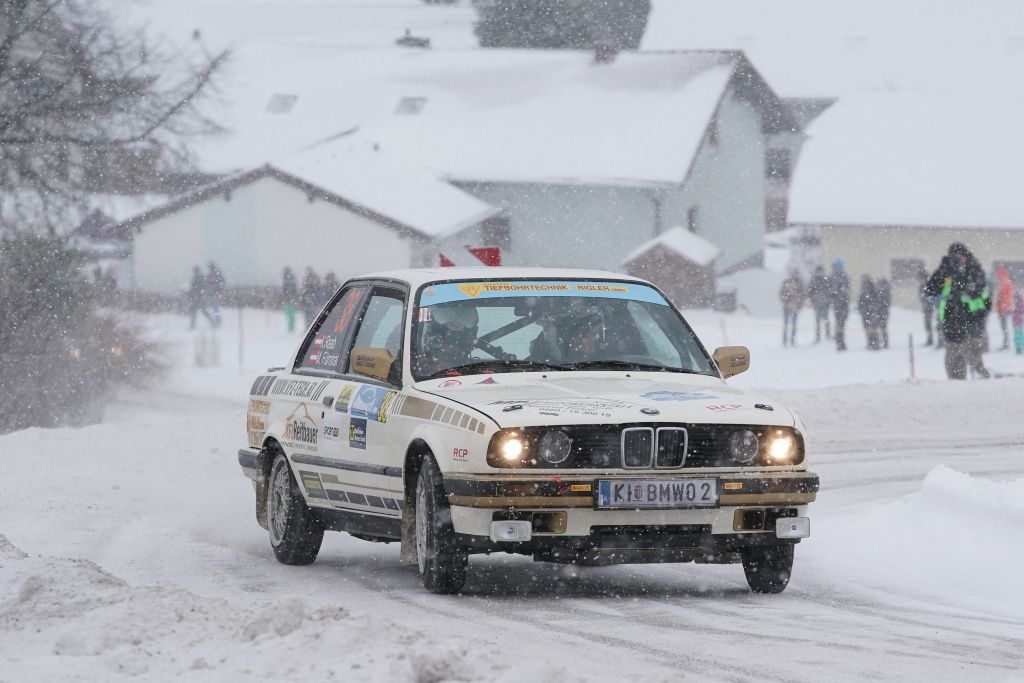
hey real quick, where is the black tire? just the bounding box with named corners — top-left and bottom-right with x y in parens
top-left (742, 543), bottom-right (794, 594)
top-left (267, 452), bottom-right (324, 565)
top-left (415, 457), bottom-right (468, 594)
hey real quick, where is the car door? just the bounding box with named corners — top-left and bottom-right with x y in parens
top-left (281, 283), bottom-right (370, 508)
top-left (316, 285), bottom-right (407, 514)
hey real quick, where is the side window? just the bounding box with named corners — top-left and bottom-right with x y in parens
top-left (296, 286), bottom-right (368, 372)
top-left (347, 289), bottom-right (406, 382)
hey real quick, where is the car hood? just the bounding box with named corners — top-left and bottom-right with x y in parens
top-left (412, 372), bottom-right (795, 429)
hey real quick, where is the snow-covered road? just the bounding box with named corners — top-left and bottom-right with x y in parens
top-left (3, 310), bottom-right (1024, 681)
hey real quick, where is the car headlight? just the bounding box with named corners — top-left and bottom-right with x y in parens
top-left (537, 430), bottom-right (572, 465)
top-left (490, 430), bottom-right (528, 466)
top-left (728, 429), bottom-right (759, 463)
top-left (764, 429), bottom-right (798, 464)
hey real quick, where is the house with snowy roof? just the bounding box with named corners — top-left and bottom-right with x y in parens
top-left (621, 227), bottom-right (721, 307)
top-left (787, 92), bottom-right (1024, 304)
top-left (117, 44), bottom-right (796, 294)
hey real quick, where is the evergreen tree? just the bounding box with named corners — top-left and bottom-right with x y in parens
top-left (474, 0), bottom-right (650, 50)
top-left (0, 235), bottom-right (163, 433)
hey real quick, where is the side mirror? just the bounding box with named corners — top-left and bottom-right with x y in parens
top-left (713, 345), bottom-right (750, 379)
top-left (350, 347), bottom-right (396, 383)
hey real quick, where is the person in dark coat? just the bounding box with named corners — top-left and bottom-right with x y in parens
top-left (917, 267), bottom-right (937, 346)
top-left (187, 265), bottom-right (213, 330)
top-left (876, 277), bottom-right (892, 349)
top-left (808, 265), bottom-right (831, 343)
top-left (828, 259), bottom-right (851, 351)
top-left (300, 268), bottom-right (322, 329)
top-left (924, 242), bottom-right (991, 379)
top-left (779, 268), bottom-right (806, 347)
top-left (857, 275), bottom-right (881, 350)
top-left (206, 261), bottom-right (225, 328)
top-left (281, 267), bottom-right (298, 333)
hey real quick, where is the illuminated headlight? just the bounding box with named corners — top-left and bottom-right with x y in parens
top-left (728, 429), bottom-right (759, 464)
top-left (495, 431), bottom-right (527, 463)
top-left (765, 429), bottom-right (798, 464)
top-left (538, 430), bottom-right (572, 465)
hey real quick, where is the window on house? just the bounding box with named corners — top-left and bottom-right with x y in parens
top-left (395, 96), bottom-right (427, 115)
top-left (687, 206), bottom-right (700, 233)
top-left (765, 148), bottom-right (792, 181)
top-left (765, 197), bottom-right (788, 232)
top-left (481, 216), bottom-right (511, 251)
top-left (266, 94), bottom-right (298, 113)
top-left (890, 258), bottom-right (927, 284)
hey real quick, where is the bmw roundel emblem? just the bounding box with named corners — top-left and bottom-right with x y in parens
top-left (640, 407), bottom-right (660, 415)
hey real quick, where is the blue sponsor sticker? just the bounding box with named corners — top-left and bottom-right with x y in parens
top-left (349, 417), bottom-right (367, 450)
top-left (349, 385), bottom-right (397, 423)
top-left (641, 391), bottom-right (717, 402)
top-left (419, 280), bottom-right (669, 306)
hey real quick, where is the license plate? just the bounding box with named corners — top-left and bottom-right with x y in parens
top-left (596, 479), bottom-right (718, 509)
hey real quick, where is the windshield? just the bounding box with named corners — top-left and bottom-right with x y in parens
top-left (411, 279), bottom-right (717, 380)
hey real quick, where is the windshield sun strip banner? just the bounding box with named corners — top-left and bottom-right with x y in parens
top-left (418, 281), bottom-right (670, 307)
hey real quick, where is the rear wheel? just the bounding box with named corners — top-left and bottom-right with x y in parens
top-left (415, 457), bottom-right (468, 594)
top-left (267, 452), bottom-right (323, 565)
top-left (741, 544), bottom-right (794, 594)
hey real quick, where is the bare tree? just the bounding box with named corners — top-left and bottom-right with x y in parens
top-left (0, 0), bottom-right (226, 233)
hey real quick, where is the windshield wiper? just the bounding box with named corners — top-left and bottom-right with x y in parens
top-left (566, 359), bottom-right (703, 374)
top-left (422, 359), bottom-right (571, 380)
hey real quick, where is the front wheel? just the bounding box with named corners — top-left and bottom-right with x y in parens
top-left (267, 452), bottom-right (324, 565)
top-left (741, 544), bottom-right (794, 594)
top-left (415, 457), bottom-right (468, 594)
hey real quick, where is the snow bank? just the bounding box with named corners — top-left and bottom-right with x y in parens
top-left (809, 466), bottom-right (1024, 619)
top-left (0, 535), bottom-right (577, 682)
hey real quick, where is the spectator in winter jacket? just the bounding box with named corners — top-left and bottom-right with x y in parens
top-left (877, 278), bottom-right (892, 349)
top-left (300, 268), bottom-right (322, 329)
top-left (1013, 291), bottom-right (1024, 355)
top-left (281, 267), bottom-right (298, 333)
top-left (994, 267), bottom-right (1014, 350)
top-left (187, 265), bottom-right (214, 330)
top-left (206, 261), bottom-right (225, 328)
top-left (807, 265), bottom-right (831, 343)
top-left (924, 242), bottom-right (991, 379)
top-left (828, 259), bottom-right (851, 351)
top-left (857, 276), bottom-right (882, 350)
top-left (778, 268), bottom-right (806, 347)
top-left (917, 267), bottom-right (939, 346)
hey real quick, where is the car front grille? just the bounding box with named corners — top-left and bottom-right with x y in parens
top-left (514, 423), bottom-right (792, 470)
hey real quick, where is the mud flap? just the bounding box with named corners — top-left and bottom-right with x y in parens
top-left (400, 504), bottom-right (418, 566)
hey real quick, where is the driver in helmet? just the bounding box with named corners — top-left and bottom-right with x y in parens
top-left (416, 303), bottom-right (479, 376)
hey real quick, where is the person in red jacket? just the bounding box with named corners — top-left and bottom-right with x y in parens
top-left (994, 267), bottom-right (1014, 350)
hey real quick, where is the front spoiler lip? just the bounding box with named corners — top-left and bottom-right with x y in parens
top-left (445, 470), bottom-right (819, 508)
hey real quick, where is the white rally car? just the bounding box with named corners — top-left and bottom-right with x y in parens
top-left (239, 268), bottom-right (817, 594)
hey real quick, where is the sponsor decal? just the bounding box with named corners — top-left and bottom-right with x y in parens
top-left (349, 385), bottom-right (397, 423)
top-left (299, 471), bottom-right (327, 499)
top-left (322, 424), bottom-right (341, 440)
top-left (271, 379), bottom-right (330, 401)
top-left (754, 403), bottom-right (775, 411)
top-left (452, 447), bottom-right (468, 462)
top-left (488, 398), bottom-right (634, 418)
top-left (421, 281), bottom-right (669, 307)
top-left (418, 307), bottom-right (432, 323)
top-left (641, 391), bottom-right (716, 402)
top-left (283, 404), bottom-right (319, 449)
top-left (349, 417), bottom-right (367, 450)
top-left (570, 484), bottom-right (592, 492)
top-left (438, 379), bottom-right (462, 389)
top-left (477, 376), bottom-right (498, 385)
top-left (246, 414), bottom-right (267, 447)
top-left (335, 385), bottom-right (355, 413)
top-left (457, 283), bottom-right (484, 298)
top-left (333, 290), bottom-right (365, 334)
top-left (706, 404), bottom-right (743, 412)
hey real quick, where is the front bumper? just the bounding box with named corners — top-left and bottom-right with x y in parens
top-left (445, 470), bottom-right (818, 560)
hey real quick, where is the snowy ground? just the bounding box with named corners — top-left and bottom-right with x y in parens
top-left (2, 305), bottom-right (1024, 682)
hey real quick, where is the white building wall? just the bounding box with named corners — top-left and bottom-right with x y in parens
top-left (661, 87), bottom-right (767, 273)
top-left (132, 176), bottom-right (412, 294)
